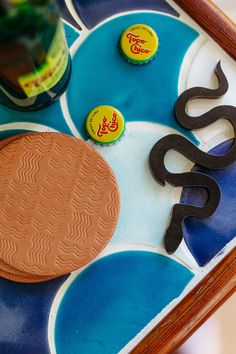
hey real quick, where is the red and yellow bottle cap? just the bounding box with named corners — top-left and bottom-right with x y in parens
top-left (86, 105), bottom-right (125, 144)
top-left (120, 24), bottom-right (159, 65)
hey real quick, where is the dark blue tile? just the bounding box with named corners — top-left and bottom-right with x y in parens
top-left (181, 140), bottom-right (236, 266)
top-left (0, 276), bottom-right (68, 354)
top-left (57, 0), bottom-right (81, 30)
top-left (72, 0), bottom-right (179, 29)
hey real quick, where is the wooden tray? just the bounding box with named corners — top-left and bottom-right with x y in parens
top-left (0, 1), bottom-right (235, 353)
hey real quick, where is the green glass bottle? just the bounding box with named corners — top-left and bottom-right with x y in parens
top-left (0, 0), bottom-right (72, 111)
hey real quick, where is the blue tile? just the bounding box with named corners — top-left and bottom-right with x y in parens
top-left (64, 20), bottom-right (80, 47)
top-left (66, 12), bottom-right (199, 143)
top-left (57, 0), bottom-right (81, 30)
top-left (0, 276), bottom-right (67, 354)
top-left (72, 0), bottom-right (179, 28)
top-left (55, 251), bottom-right (193, 354)
top-left (181, 140), bottom-right (236, 266)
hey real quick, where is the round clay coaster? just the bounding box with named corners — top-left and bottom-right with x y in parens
top-left (0, 132), bottom-right (120, 276)
top-left (0, 133), bottom-right (30, 150)
top-left (0, 134), bottom-right (54, 283)
top-left (0, 259), bottom-right (54, 283)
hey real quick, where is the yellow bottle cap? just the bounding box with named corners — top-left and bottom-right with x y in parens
top-left (120, 24), bottom-right (159, 65)
top-left (86, 105), bottom-right (125, 144)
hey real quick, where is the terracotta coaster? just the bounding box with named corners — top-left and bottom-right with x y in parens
top-left (0, 271), bottom-right (53, 283)
top-left (0, 259), bottom-right (54, 283)
top-left (0, 133), bottom-right (30, 150)
top-left (0, 132), bottom-right (120, 276)
top-left (0, 134), bottom-right (54, 283)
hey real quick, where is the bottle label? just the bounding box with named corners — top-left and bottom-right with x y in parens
top-left (17, 21), bottom-right (69, 98)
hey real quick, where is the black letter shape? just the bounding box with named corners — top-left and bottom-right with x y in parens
top-left (149, 61), bottom-right (236, 254)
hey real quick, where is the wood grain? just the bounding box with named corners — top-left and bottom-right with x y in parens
top-left (132, 248), bottom-right (236, 354)
top-left (174, 0), bottom-right (236, 60)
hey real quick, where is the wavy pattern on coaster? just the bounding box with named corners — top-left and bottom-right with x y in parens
top-left (53, 142), bottom-right (79, 158)
top-left (2, 208), bottom-right (31, 225)
top-left (105, 186), bottom-right (120, 218)
top-left (0, 134), bottom-right (94, 281)
top-left (64, 212), bottom-right (92, 243)
top-left (10, 180), bottom-right (39, 195)
top-left (21, 136), bottom-right (53, 154)
top-left (0, 239), bottom-right (17, 265)
top-left (0, 134), bottom-right (55, 283)
top-left (28, 233), bottom-right (54, 264)
top-left (150, 62), bottom-right (236, 254)
top-left (0, 133), bottom-right (120, 276)
top-left (17, 153), bottom-right (42, 184)
top-left (0, 144), bottom-right (17, 165)
top-left (0, 223), bottom-right (26, 240)
top-left (6, 194), bottom-right (33, 210)
top-left (37, 202), bottom-right (66, 218)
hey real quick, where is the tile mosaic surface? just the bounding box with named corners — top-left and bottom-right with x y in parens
top-left (0, 1), bottom-right (235, 353)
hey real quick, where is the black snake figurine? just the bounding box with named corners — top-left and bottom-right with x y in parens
top-left (149, 61), bottom-right (236, 254)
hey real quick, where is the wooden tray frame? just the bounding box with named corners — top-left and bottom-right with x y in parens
top-left (132, 1), bottom-right (236, 352)
top-left (133, 249), bottom-right (236, 353)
